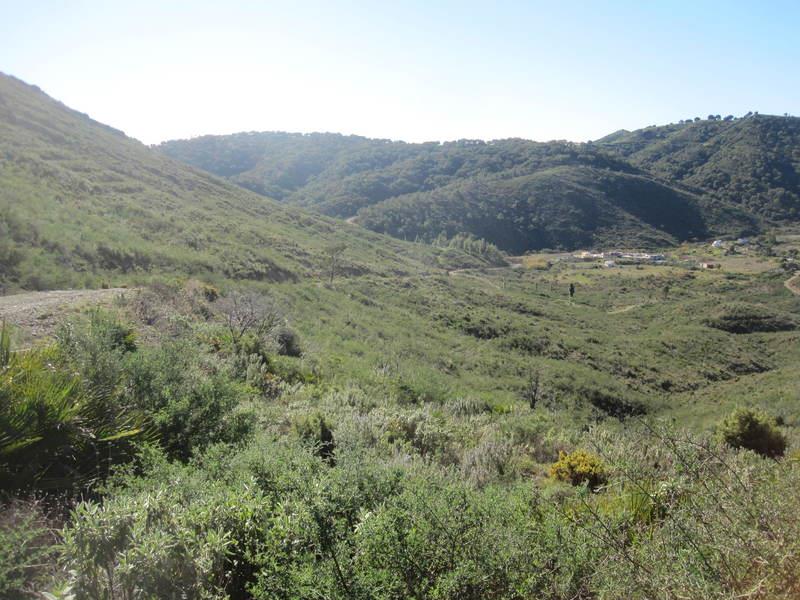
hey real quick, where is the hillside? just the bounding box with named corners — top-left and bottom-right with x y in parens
top-left (159, 133), bottom-right (755, 252)
top-left (356, 165), bottom-right (753, 252)
top-left (595, 114), bottom-right (800, 220)
top-left (0, 74), bottom-right (482, 291)
top-left (4, 73), bottom-right (800, 599)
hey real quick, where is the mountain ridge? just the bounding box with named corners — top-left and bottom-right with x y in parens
top-left (159, 128), bottom-right (762, 252)
top-left (0, 73), bottom-right (488, 291)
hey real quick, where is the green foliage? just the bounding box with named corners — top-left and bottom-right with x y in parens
top-left (0, 500), bottom-right (59, 599)
top-left (704, 302), bottom-right (797, 333)
top-left (57, 425), bottom-right (800, 599)
top-left (123, 340), bottom-right (255, 461)
top-left (0, 335), bottom-right (143, 491)
top-left (715, 407), bottom-right (787, 458)
top-left (292, 412), bottom-right (335, 463)
top-left (56, 311), bottom-right (137, 391)
top-left (599, 115), bottom-right (800, 219)
top-left (0, 74), bottom-right (472, 291)
top-left (161, 128), bottom-right (759, 253)
top-left (549, 449), bottom-right (609, 488)
top-left (432, 232), bottom-right (507, 266)
top-left (5, 72), bottom-right (800, 599)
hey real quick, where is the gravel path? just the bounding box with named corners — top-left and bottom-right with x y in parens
top-left (0, 288), bottom-right (130, 341)
top-left (785, 273), bottom-right (800, 296)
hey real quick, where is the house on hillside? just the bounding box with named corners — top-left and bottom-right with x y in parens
top-left (712, 240), bottom-right (724, 248)
top-left (700, 262), bottom-right (721, 269)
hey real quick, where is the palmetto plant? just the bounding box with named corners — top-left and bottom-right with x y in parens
top-left (0, 322), bottom-right (144, 492)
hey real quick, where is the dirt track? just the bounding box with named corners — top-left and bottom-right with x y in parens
top-left (0, 288), bottom-right (130, 340)
top-left (785, 273), bottom-right (800, 296)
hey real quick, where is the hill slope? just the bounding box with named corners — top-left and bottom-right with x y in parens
top-left (159, 133), bottom-right (754, 252)
top-left (357, 165), bottom-right (749, 253)
top-left (0, 74), bottom-right (479, 291)
top-left (595, 115), bottom-right (800, 220)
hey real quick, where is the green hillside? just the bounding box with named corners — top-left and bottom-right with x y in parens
top-left (0, 74), bottom-right (486, 291)
top-left (357, 165), bottom-right (753, 252)
top-left (159, 131), bottom-right (757, 253)
top-left (595, 114), bottom-right (800, 220)
top-left (3, 73), bottom-right (800, 599)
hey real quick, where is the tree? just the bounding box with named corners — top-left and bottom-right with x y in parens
top-left (219, 291), bottom-right (281, 349)
top-left (715, 407), bottom-right (787, 458)
top-left (325, 243), bottom-right (347, 284)
top-left (569, 283), bottom-right (575, 298)
top-left (522, 368), bottom-right (542, 409)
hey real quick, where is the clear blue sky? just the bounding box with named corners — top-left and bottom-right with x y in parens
top-left (2, 0), bottom-right (798, 144)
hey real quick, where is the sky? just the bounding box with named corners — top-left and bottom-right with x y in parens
top-left (2, 0), bottom-right (799, 145)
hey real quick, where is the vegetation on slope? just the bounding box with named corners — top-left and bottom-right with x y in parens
top-left (596, 114), bottom-right (800, 220)
top-left (2, 259), bottom-right (800, 598)
top-left (160, 132), bottom-right (756, 252)
top-left (2, 74), bottom-right (800, 599)
top-left (0, 73), bottom-right (488, 292)
top-left (357, 165), bottom-right (753, 252)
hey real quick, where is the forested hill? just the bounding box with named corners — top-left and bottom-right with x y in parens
top-left (159, 133), bottom-right (756, 252)
top-left (594, 114), bottom-right (800, 220)
top-left (0, 73), bottom-right (482, 291)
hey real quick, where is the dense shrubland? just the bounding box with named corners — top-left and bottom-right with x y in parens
top-left (157, 116), bottom-right (800, 253)
top-left (1, 280), bottom-right (799, 599)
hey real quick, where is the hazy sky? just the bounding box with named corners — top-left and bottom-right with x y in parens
top-left (2, 0), bottom-right (798, 144)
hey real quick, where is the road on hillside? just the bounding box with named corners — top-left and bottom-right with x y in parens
top-left (785, 273), bottom-right (800, 296)
top-left (0, 288), bottom-right (130, 341)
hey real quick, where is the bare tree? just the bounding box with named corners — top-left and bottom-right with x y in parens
top-left (522, 368), bottom-right (542, 409)
top-left (325, 243), bottom-right (347, 284)
top-left (219, 291), bottom-right (281, 349)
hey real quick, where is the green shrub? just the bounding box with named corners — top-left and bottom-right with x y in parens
top-left (0, 345), bottom-right (143, 491)
top-left (275, 326), bottom-right (302, 357)
top-left (292, 412), bottom-right (335, 463)
top-left (715, 407), bottom-right (787, 458)
top-left (0, 500), bottom-right (59, 598)
top-left (549, 449), bottom-right (608, 489)
top-left (55, 311), bottom-right (137, 392)
top-left (124, 341), bottom-right (254, 461)
top-left (704, 303), bottom-right (797, 334)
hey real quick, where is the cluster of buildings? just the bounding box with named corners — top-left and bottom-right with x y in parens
top-left (572, 250), bottom-right (667, 267)
top-left (711, 238), bottom-right (750, 249)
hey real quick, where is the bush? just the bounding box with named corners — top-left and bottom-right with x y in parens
top-left (0, 341), bottom-right (143, 491)
top-left (55, 311), bottom-right (137, 392)
top-left (715, 407), bottom-right (787, 458)
top-left (292, 412), bottom-right (335, 463)
top-left (274, 325), bottom-right (302, 357)
top-left (705, 303), bottom-right (797, 334)
top-left (0, 499), bottom-right (59, 598)
top-left (124, 341), bottom-right (254, 461)
top-left (549, 449), bottom-right (608, 489)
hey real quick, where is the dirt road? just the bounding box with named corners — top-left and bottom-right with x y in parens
top-left (785, 273), bottom-right (800, 296)
top-left (0, 288), bottom-right (130, 341)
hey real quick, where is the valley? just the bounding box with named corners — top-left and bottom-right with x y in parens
top-left (1, 70), bottom-right (799, 599)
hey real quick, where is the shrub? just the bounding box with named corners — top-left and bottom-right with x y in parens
top-left (715, 407), bottom-right (787, 458)
top-left (587, 389), bottom-right (646, 420)
top-left (705, 303), bottom-right (796, 334)
top-left (0, 343), bottom-right (143, 491)
top-left (55, 311), bottom-right (137, 392)
top-left (274, 325), bottom-right (302, 357)
top-left (0, 499), bottom-right (59, 598)
top-left (292, 412), bottom-right (335, 463)
top-left (124, 341), bottom-right (254, 461)
top-left (549, 449), bottom-right (608, 489)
